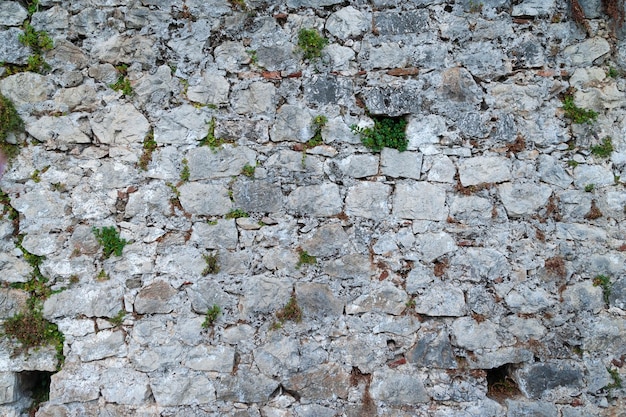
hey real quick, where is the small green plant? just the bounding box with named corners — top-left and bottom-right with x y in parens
top-left (590, 137), bottom-right (614, 158)
top-left (296, 249), bottom-right (316, 269)
top-left (297, 28), bottom-right (328, 60)
top-left (276, 295), bottom-right (302, 323)
top-left (241, 163), bottom-right (255, 178)
top-left (608, 66), bottom-right (620, 78)
top-left (109, 310), bottom-right (125, 326)
top-left (0, 93), bottom-right (24, 161)
top-left (202, 304), bottom-right (221, 328)
top-left (180, 158), bottom-right (190, 182)
top-left (2, 306), bottom-right (63, 356)
top-left (30, 166), bottom-right (49, 183)
top-left (246, 49), bottom-right (257, 65)
top-left (18, 22), bottom-right (53, 73)
top-left (92, 226), bottom-right (128, 258)
top-left (606, 368), bottom-right (623, 390)
top-left (593, 274), bottom-right (611, 304)
top-left (567, 160), bottom-right (579, 168)
top-left (202, 253), bottom-right (220, 275)
top-left (405, 299), bottom-right (416, 309)
top-left (351, 116), bottom-right (408, 152)
top-left (585, 184), bottom-right (595, 192)
top-left (96, 269), bottom-right (109, 281)
top-left (306, 115), bottom-right (327, 149)
top-left (562, 95), bottom-right (598, 124)
top-left (138, 130), bottom-right (157, 170)
top-left (110, 75), bottom-right (133, 96)
top-left (225, 208), bottom-right (249, 219)
top-left (199, 117), bottom-right (229, 150)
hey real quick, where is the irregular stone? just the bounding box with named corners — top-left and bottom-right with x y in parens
top-left (31, 6), bottom-right (69, 31)
top-left (295, 282), bottom-right (344, 319)
top-left (304, 75), bottom-right (354, 106)
top-left (426, 155), bottom-right (456, 183)
top-left (0, 289), bottom-right (28, 320)
top-left (43, 285), bottom-right (124, 319)
top-left (505, 285), bottom-right (555, 314)
top-left (190, 220), bottom-right (238, 250)
top-left (562, 282), bottom-right (604, 313)
top-left (187, 73), bottom-right (229, 105)
top-left (414, 282), bottom-right (465, 317)
top-left (556, 222), bottom-right (607, 242)
top-left (89, 160), bottom-right (138, 189)
top-left (373, 10), bottom-right (428, 35)
top-left (415, 232), bottom-right (457, 262)
top-left (581, 316), bottom-right (625, 352)
top-left (72, 330), bottom-right (127, 362)
top-left (178, 183), bottom-right (232, 216)
top-left (363, 81), bottom-right (424, 116)
top-left (0, 2), bottom-right (28, 26)
top-left (563, 37), bottom-right (611, 67)
top-left (216, 370), bottom-right (277, 403)
top-left (451, 317), bottom-right (501, 350)
top-left (150, 369), bottom-right (216, 406)
top-left (132, 65), bottom-right (174, 107)
top-left (256, 42), bottom-right (298, 73)
top-left (270, 105), bottom-right (313, 143)
top-left (344, 181), bottom-right (391, 221)
top-left (47, 39), bottom-right (89, 70)
top-left (503, 316), bottom-right (546, 341)
top-left (214, 41), bottom-right (249, 72)
top-left (240, 275), bottom-right (292, 318)
top-left (515, 361), bottom-right (584, 400)
top-left (346, 281), bottom-right (407, 315)
top-left (255, 336), bottom-right (301, 378)
top-left (372, 315), bottom-right (421, 337)
top-left (232, 82), bottom-right (277, 115)
top-left (584, 357), bottom-right (613, 394)
top-left (0, 29), bottom-right (30, 65)
top-left (266, 149), bottom-right (324, 176)
top-left (609, 276), bottom-right (626, 309)
top-left (498, 182), bottom-right (553, 218)
top-left (100, 367), bottom-right (152, 405)
top-left (458, 156), bottom-right (512, 187)
top-left (49, 362), bottom-right (101, 403)
top-left (370, 368), bottom-right (430, 405)
top-left (134, 280), bottom-right (178, 314)
top-left (186, 345), bottom-right (235, 373)
top-left (325, 6), bottom-right (369, 39)
top-left (187, 145), bottom-right (256, 180)
top-left (487, 83), bottom-right (544, 114)
top-left (327, 154), bottom-right (379, 179)
top-left (407, 328), bottom-right (457, 368)
top-left (324, 254), bottom-right (373, 280)
top-left (233, 180), bottom-right (283, 214)
top-left (284, 363), bottom-right (349, 400)
top-left (54, 85), bottom-right (99, 112)
top-left (124, 184), bottom-right (172, 219)
top-left (0, 72), bottom-right (53, 107)
top-left (91, 34), bottom-right (156, 69)
top-left (467, 347), bottom-right (534, 370)
top-left (300, 223), bottom-right (351, 257)
top-left (393, 182), bottom-right (447, 221)
top-left (538, 155), bottom-right (573, 189)
top-left (573, 164), bottom-right (615, 189)
top-left (0, 372), bottom-right (17, 404)
top-left (406, 263), bottom-right (436, 294)
top-left (90, 104), bottom-right (150, 145)
top-left (381, 148), bottom-right (422, 179)
top-left (436, 67), bottom-right (484, 111)
top-left (511, 0), bottom-right (555, 17)
top-left (154, 105), bottom-right (211, 145)
top-left (505, 400), bottom-right (557, 417)
top-left (287, 184), bottom-right (342, 217)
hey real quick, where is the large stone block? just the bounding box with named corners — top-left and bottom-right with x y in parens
top-left (393, 181), bottom-right (447, 221)
top-left (370, 368), bottom-right (430, 405)
top-left (287, 184), bottom-right (342, 217)
top-left (150, 369), bottom-right (216, 406)
top-left (458, 156), bottom-right (512, 187)
top-left (344, 181), bottom-right (391, 221)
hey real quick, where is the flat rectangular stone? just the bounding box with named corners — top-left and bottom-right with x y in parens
top-left (393, 181), bottom-right (447, 221)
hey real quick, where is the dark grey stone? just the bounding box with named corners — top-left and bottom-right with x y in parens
top-left (233, 180), bottom-right (284, 214)
top-left (406, 329), bottom-right (457, 369)
top-left (362, 82), bottom-right (424, 116)
top-left (506, 400), bottom-right (558, 417)
top-left (296, 282), bottom-right (344, 319)
top-left (304, 75), bottom-right (354, 106)
top-left (515, 361), bottom-right (584, 400)
top-left (609, 276), bottom-right (626, 309)
top-left (373, 10), bottom-right (428, 35)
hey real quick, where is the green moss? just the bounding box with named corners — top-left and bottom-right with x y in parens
top-left (585, 184), bottom-right (595, 192)
top-left (351, 116), bottom-right (408, 152)
top-left (562, 95), bottom-right (598, 124)
top-left (606, 368), bottom-right (623, 390)
top-left (297, 28), bottom-right (328, 60)
top-left (0, 93), bottom-right (24, 161)
top-left (590, 137), bottom-right (613, 158)
top-left (18, 22), bottom-right (53, 73)
top-left (567, 160), bottom-right (579, 168)
top-left (109, 310), bottom-right (126, 327)
top-left (296, 249), bottom-right (316, 269)
top-left (180, 158), bottom-right (190, 182)
top-left (199, 117), bottom-right (231, 150)
top-left (202, 253), bottom-right (220, 275)
top-left (593, 274), bottom-right (611, 304)
top-left (241, 163), bottom-right (255, 178)
top-left (225, 208), bottom-right (249, 219)
top-left (92, 226), bottom-right (128, 258)
top-left (110, 75), bottom-right (133, 96)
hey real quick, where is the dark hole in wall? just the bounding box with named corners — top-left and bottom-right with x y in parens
top-left (486, 364), bottom-right (521, 401)
top-left (19, 371), bottom-right (53, 416)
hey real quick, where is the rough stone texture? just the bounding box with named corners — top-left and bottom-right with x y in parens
top-left (0, 1), bottom-right (625, 416)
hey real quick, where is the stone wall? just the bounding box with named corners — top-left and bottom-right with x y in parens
top-left (1, 0), bottom-right (626, 416)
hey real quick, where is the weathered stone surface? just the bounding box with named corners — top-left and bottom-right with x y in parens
top-left (90, 104), bottom-right (150, 145)
top-left (363, 82), bottom-right (424, 116)
top-left (458, 156), bottom-right (512, 187)
top-left (190, 219), bottom-right (238, 250)
top-left (415, 232), bottom-right (456, 262)
top-left (300, 223), bottom-right (351, 257)
top-left (150, 369), bottom-right (216, 406)
top-left (346, 281), bottom-right (407, 315)
top-left (505, 285), bottom-right (555, 314)
top-left (72, 330), bottom-right (127, 362)
top-left (44, 286), bottom-right (124, 319)
top-left (344, 181), bottom-right (391, 221)
top-left (406, 263), bottom-right (436, 293)
top-left (370, 368), bottom-right (430, 405)
top-left (216, 370), bottom-right (277, 403)
top-left (381, 148), bottom-right (422, 179)
top-left (373, 9), bottom-right (428, 35)
top-left (0, 372), bottom-right (17, 404)
top-left (49, 362), bottom-right (101, 403)
top-left (187, 73), bottom-right (229, 105)
top-left (325, 6), bottom-right (369, 39)
top-left (407, 328), bottom-right (457, 368)
top-left (240, 275), bottom-right (292, 318)
top-left (91, 34), bottom-right (156, 68)
top-left (26, 115), bottom-right (91, 146)
top-left (511, 0), bottom-right (555, 17)
top-left (426, 155), bottom-right (456, 183)
top-left (373, 315), bottom-right (421, 337)
top-left (324, 254), bottom-right (373, 279)
top-left (609, 276), bottom-right (626, 309)
top-left (0, 72), bottom-right (53, 106)
top-left (296, 282), bottom-right (344, 319)
top-left (284, 363), bottom-right (349, 400)
top-left (515, 361), bottom-right (584, 400)
top-left (232, 180), bottom-right (283, 214)
top-left (232, 82), bottom-right (277, 115)
top-left (153, 105), bottom-right (211, 145)
top-left (287, 184), bottom-right (342, 217)
top-left (393, 182), bottom-right (447, 221)
top-left (498, 182), bottom-right (553, 218)
top-left (187, 145), bottom-right (256, 180)
top-left (573, 164), bottom-right (615, 189)
top-left (563, 37), bottom-right (611, 67)
top-left (178, 183), bottom-right (232, 215)
top-left (0, 29), bottom-right (29, 65)
top-left (451, 317), bottom-right (501, 350)
top-left (270, 105), bottom-right (313, 143)
top-left (327, 154), bottom-right (379, 178)
top-left (505, 400), bottom-right (558, 417)
top-left (100, 367), bottom-right (152, 405)
top-left (0, 2), bottom-right (28, 26)
top-left (185, 345), bottom-right (235, 373)
top-left (414, 282), bottom-right (465, 317)
top-left (134, 280), bottom-right (178, 314)
top-left (561, 282), bottom-right (604, 313)
top-left (538, 155), bottom-right (573, 189)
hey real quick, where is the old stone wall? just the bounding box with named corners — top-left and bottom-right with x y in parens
top-left (1, 0), bottom-right (626, 415)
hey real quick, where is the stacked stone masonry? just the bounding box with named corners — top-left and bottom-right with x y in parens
top-left (0, 0), bottom-right (626, 416)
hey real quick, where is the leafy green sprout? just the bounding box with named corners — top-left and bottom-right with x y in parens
top-left (296, 249), bottom-right (316, 269)
top-left (351, 116), bottom-right (408, 152)
top-left (567, 160), bottom-right (579, 168)
top-left (608, 66), bottom-right (620, 78)
top-left (225, 208), bottom-right (249, 219)
top-left (606, 368), bottom-right (623, 390)
top-left (18, 22), bottom-right (53, 73)
top-left (585, 184), bottom-right (595, 192)
top-left (276, 295), bottom-right (302, 323)
top-left (562, 95), bottom-right (598, 124)
top-left (180, 158), bottom-right (190, 182)
top-left (241, 163), bottom-right (255, 178)
top-left (202, 253), bottom-right (220, 275)
top-left (92, 226), bottom-right (128, 258)
top-left (202, 304), bottom-right (221, 328)
top-left (110, 75), bottom-right (133, 96)
top-left (593, 274), bottom-right (611, 304)
top-left (297, 28), bottom-right (328, 60)
top-left (590, 137), bottom-right (614, 158)
top-left (109, 310), bottom-right (126, 327)
top-left (0, 93), bottom-right (24, 161)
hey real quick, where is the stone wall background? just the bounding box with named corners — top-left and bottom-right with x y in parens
top-left (1, 0), bottom-right (626, 416)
